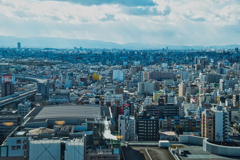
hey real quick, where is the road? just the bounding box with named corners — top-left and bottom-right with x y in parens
top-left (122, 146), bottom-right (174, 160)
top-left (147, 147), bottom-right (174, 160)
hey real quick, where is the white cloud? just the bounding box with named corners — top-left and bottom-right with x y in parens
top-left (0, 0), bottom-right (239, 45)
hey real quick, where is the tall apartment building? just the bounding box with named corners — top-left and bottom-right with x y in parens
top-left (123, 102), bottom-right (135, 116)
top-left (201, 106), bottom-right (229, 142)
top-left (113, 70), bottom-right (125, 82)
top-left (199, 73), bottom-right (222, 83)
top-left (17, 42), bottom-right (21, 50)
top-left (137, 111), bottom-right (159, 141)
top-left (130, 65), bottom-right (143, 75)
top-left (149, 71), bottom-right (174, 81)
top-left (145, 99), bottom-right (180, 118)
top-left (233, 94), bottom-right (240, 107)
top-left (118, 115), bottom-right (136, 142)
top-left (138, 81), bottom-right (154, 95)
top-left (139, 71), bottom-right (150, 82)
top-left (219, 78), bottom-right (238, 91)
top-left (194, 57), bottom-right (208, 70)
top-left (149, 71), bottom-right (161, 81)
top-left (37, 82), bottom-right (49, 99)
top-left (217, 68), bottom-right (226, 75)
top-left (178, 83), bottom-right (186, 96)
top-left (1, 83), bottom-right (14, 97)
top-left (233, 62), bottom-right (240, 71)
top-left (181, 71), bottom-right (189, 80)
top-left (153, 81), bottom-right (160, 91)
top-left (159, 118), bottom-right (201, 132)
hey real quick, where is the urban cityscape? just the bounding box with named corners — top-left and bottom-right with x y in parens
top-left (0, 43), bottom-right (239, 160)
top-left (1, 0), bottom-right (240, 160)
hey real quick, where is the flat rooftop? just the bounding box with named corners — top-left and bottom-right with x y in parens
top-left (26, 105), bottom-right (111, 122)
top-left (122, 146), bottom-right (174, 160)
top-left (170, 143), bottom-right (240, 160)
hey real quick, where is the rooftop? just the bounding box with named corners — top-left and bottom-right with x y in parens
top-left (171, 143), bottom-right (240, 160)
top-left (26, 105), bottom-right (111, 123)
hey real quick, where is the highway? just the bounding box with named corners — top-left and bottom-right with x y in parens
top-left (0, 74), bottom-right (47, 83)
top-left (0, 89), bottom-right (37, 107)
top-left (15, 75), bottom-right (47, 83)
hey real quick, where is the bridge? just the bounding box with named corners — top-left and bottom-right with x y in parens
top-left (15, 75), bottom-right (47, 83)
top-left (0, 89), bottom-right (37, 108)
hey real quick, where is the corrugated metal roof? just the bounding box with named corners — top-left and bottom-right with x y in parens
top-left (27, 105), bottom-right (110, 122)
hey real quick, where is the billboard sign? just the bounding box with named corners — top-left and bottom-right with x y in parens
top-left (123, 103), bottom-right (129, 107)
top-left (1, 75), bottom-right (13, 83)
top-left (7, 137), bottom-right (27, 157)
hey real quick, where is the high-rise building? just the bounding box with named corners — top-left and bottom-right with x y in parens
top-left (217, 68), bottom-right (226, 75)
top-left (1, 82), bottom-right (14, 97)
top-left (233, 62), bottom-right (240, 71)
top-left (195, 57), bottom-right (208, 70)
top-left (199, 72), bottom-right (222, 83)
top-left (181, 71), bottom-right (189, 80)
top-left (235, 47), bottom-right (239, 53)
top-left (137, 111), bottom-right (159, 141)
top-left (138, 81), bottom-right (154, 95)
top-left (219, 78), bottom-right (238, 91)
top-left (113, 70), bottom-right (125, 82)
top-left (233, 94), bottom-right (240, 107)
top-left (17, 42), bottom-right (21, 50)
top-left (37, 82), bottom-right (49, 99)
top-left (178, 82), bottom-right (186, 96)
top-left (139, 71), bottom-right (150, 82)
top-left (130, 65), bottom-right (143, 75)
top-left (201, 106), bottom-right (229, 142)
top-left (64, 75), bottom-right (72, 89)
top-left (118, 115), bottom-right (136, 142)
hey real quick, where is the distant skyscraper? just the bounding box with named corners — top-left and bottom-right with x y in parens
top-left (235, 47), bottom-right (239, 53)
top-left (17, 42), bottom-right (21, 50)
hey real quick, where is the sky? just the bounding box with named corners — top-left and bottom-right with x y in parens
top-left (0, 0), bottom-right (239, 46)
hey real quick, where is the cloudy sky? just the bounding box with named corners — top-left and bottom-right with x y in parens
top-left (0, 0), bottom-right (239, 46)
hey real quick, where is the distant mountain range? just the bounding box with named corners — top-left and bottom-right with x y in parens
top-left (0, 35), bottom-right (238, 50)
